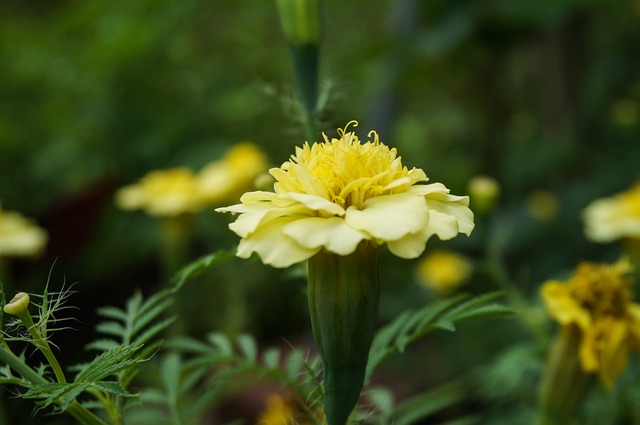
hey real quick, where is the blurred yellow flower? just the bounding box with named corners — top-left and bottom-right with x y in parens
top-left (257, 394), bottom-right (294, 425)
top-left (610, 99), bottom-right (638, 128)
top-left (115, 168), bottom-right (201, 217)
top-left (541, 260), bottom-right (640, 387)
top-left (197, 142), bottom-right (269, 205)
top-left (467, 175), bottom-right (499, 214)
top-left (525, 190), bottom-right (558, 222)
top-left (217, 122), bottom-right (474, 267)
top-left (0, 205), bottom-right (48, 257)
top-left (583, 183), bottom-right (640, 243)
top-left (116, 143), bottom-right (269, 218)
top-left (257, 393), bottom-right (321, 425)
top-left (416, 249), bottom-right (472, 295)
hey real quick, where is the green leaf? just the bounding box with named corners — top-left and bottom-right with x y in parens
top-left (93, 380), bottom-right (135, 398)
top-left (207, 333), bottom-right (233, 356)
top-left (366, 291), bottom-right (514, 381)
top-left (236, 334), bottom-right (257, 362)
top-left (172, 249), bottom-right (236, 291)
top-left (133, 317), bottom-right (176, 346)
top-left (131, 298), bottom-right (173, 338)
top-left (75, 344), bottom-right (146, 383)
top-left (95, 321), bottom-right (127, 338)
top-left (85, 338), bottom-right (120, 352)
top-left (262, 347), bottom-right (281, 369)
top-left (161, 353), bottom-right (182, 402)
top-left (96, 306), bottom-right (129, 322)
top-left (165, 336), bottom-right (211, 355)
top-left (391, 382), bottom-right (467, 425)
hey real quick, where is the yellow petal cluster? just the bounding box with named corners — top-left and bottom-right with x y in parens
top-left (415, 249), bottom-right (472, 295)
top-left (583, 183), bottom-right (640, 242)
top-left (115, 143), bottom-right (269, 217)
top-left (0, 205), bottom-right (48, 257)
top-left (217, 122), bottom-right (474, 268)
top-left (541, 260), bottom-right (640, 387)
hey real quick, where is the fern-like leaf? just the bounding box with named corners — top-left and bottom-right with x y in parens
top-left (366, 291), bottom-right (514, 380)
top-left (172, 249), bottom-right (236, 291)
top-left (23, 345), bottom-right (144, 413)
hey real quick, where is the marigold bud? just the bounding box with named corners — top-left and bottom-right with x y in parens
top-left (3, 292), bottom-right (30, 315)
top-left (275, 0), bottom-right (321, 46)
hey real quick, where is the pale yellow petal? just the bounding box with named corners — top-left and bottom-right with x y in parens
top-left (286, 192), bottom-right (345, 216)
top-left (283, 217), bottom-right (366, 255)
top-left (226, 204), bottom-right (310, 237)
top-left (386, 230), bottom-right (431, 259)
top-left (425, 197), bottom-right (474, 237)
top-left (406, 182), bottom-right (450, 197)
top-left (344, 193), bottom-right (429, 240)
top-left (236, 216), bottom-right (319, 267)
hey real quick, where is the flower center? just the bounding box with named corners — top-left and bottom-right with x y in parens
top-left (273, 122), bottom-right (426, 210)
top-left (568, 263), bottom-right (631, 318)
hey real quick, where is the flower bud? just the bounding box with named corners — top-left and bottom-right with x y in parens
top-left (275, 0), bottom-right (321, 47)
top-left (3, 292), bottom-right (30, 315)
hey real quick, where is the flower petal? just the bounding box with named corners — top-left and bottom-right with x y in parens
top-left (226, 204), bottom-right (310, 237)
top-left (345, 193), bottom-right (429, 240)
top-left (236, 216), bottom-right (319, 267)
top-left (425, 196), bottom-right (474, 238)
top-left (286, 192), bottom-right (345, 216)
top-left (386, 230), bottom-right (430, 259)
top-left (541, 281), bottom-right (591, 329)
top-left (283, 217), bottom-right (366, 255)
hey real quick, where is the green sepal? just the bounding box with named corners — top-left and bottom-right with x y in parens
top-left (307, 243), bottom-right (380, 425)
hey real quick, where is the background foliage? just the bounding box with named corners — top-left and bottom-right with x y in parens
top-left (1, 0), bottom-right (639, 424)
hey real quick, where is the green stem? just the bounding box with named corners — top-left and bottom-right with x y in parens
top-left (68, 400), bottom-right (111, 425)
top-left (290, 43), bottom-right (319, 141)
top-left (484, 258), bottom-right (547, 345)
top-left (535, 325), bottom-right (594, 425)
top-left (0, 341), bottom-right (48, 385)
top-left (0, 343), bottom-right (109, 425)
top-left (17, 309), bottom-right (67, 384)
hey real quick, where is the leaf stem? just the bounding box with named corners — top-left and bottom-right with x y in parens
top-left (16, 308), bottom-right (67, 384)
top-left (0, 343), bottom-right (110, 425)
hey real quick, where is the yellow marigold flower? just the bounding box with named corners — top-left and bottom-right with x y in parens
top-left (197, 142), bottom-right (269, 205)
top-left (115, 168), bottom-right (201, 217)
top-left (216, 122), bottom-right (474, 268)
top-left (583, 183), bottom-right (640, 243)
top-left (416, 249), bottom-right (472, 295)
top-left (541, 260), bottom-right (640, 387)
top-left (0, 205), bottom-right (48, 257)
